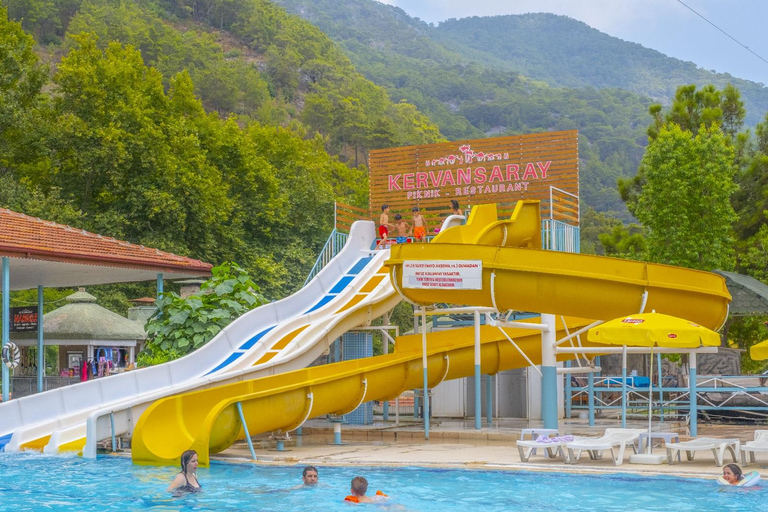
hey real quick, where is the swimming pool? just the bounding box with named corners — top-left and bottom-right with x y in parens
top-left (0, 452), bottom-right (762, 511)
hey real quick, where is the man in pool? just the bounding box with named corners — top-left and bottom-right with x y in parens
top-left (302, 466), bottom-right (318, 485)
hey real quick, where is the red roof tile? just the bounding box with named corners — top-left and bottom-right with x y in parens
top-left (0, 208), bottom-right (213, 275)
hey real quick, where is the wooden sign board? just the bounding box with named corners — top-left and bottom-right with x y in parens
top-left (368, 130), bottom-right (579, 231)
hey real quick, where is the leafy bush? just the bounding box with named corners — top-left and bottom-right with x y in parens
top-left (140, 262), bottom-right (266, 365)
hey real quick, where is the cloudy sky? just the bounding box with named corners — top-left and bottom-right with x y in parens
top-left (379, 0), bottom-right (768, 85)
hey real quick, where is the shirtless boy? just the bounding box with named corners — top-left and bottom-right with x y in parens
top-left (377, 204), bottom-right (394, 248)
top-left (411, 206), bottom-right (426, 243)
top-left (393, 214), bottom-right (411, 244)
top-left (344, 476), bottom-right (388, 503)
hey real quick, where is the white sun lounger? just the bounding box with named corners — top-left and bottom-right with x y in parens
top-left (664, 437), bottom-right (740, 466)
top-left (565, 428), bottom-right (646, 466)
top-left (741, 430), bottom-right (768, 466)
top-left (517, 436), bottom-right (579, 463)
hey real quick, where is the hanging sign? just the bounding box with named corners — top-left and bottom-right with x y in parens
top-left (9, 307), bottom-right (38, 332)
top-left (402, 260), bottom-right (483, 289)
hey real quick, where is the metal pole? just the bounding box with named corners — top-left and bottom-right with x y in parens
top-left (622, 345), bottom-right (627, 428)
top-left (110, 412), bottom-right (116, 452)
top-left (587, 369), bottom-right (595, 426)
top-left (236, 402), bottom-right (257, 460)
top-left (2, 257), bottom-right (9, 402)
top-left (657, 352), bottom-right (664, 424)
top-left (485, 374), bottom-right (493, 425)
top-left (565, 360), bottom-right (572, 419)
top-left (334, 421), bottom-right (342, 445)
top-left (421, 308), bottom-right (429, 439)
top-left (474, 310), bottom-right (481, 430)
top-left (540, 314), bottom-right (558, 430)
top-left (37, 285), bottom-right (44, 393)
top-left (689, 353), bottom-right (697, 437)
top-left (382, 333), bottom-right (389, 421)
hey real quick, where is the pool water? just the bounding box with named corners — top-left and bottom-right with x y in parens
top-left (0, 452), bottom-right (763, 511)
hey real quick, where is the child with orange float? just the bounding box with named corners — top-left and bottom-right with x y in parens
top-left (344, 476), bottom-right (388, 503)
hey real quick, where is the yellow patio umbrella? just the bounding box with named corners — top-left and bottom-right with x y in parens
top-left (588, 312), bottom-right (721, 348)
top-left (587, 311), bottom-right (721, 459)
top-left (750, 339), bottom-right (768, 361)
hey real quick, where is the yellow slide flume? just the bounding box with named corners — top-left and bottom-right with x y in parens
top-left (132, 316), bottom-right (596, 466)
top-left (131, 200), bottom-right (731, 466)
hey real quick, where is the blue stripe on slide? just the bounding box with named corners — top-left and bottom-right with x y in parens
top-left (347, 256), bottom-right (374, 276)
top-left (205, 352), bottom-right (245, 376)
top-left (329, 276), bottom-right (354, 294)
top-left (304, 295), bottom-right (335, 314)
top-left (0, 433), bottom-right (12, 451)
top-left (238, 326), bottom-right (276, 351)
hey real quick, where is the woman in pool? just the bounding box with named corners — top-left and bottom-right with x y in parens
top-left (167, 450), bottom-right (202, 494)
top-left (721, 463), bottom-right (744, 485)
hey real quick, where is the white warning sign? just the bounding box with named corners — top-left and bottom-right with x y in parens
top-left (402, 260), bottom-right (483, 289)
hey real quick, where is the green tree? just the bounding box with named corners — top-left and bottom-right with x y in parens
top-left (0, 8), bottom-right (48, 180)
top-left (635, 123), bottom-right (737, 270)
top-left (140, 262), bottom-right (266, 364)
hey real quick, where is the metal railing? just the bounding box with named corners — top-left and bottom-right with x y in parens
top-left (568, 374), bottom-right (768, 420)
top-left (303, 229), bottom-right (349, 286)
top-left (542, 219), bottom-right (580, 253)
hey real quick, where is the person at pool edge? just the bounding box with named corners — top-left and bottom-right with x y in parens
top-left (167, 450), bottom-right (202, 493)
top-left (344, 476), bottom-right (387, 503)
top-left (721, 463), bottom-right (744, 485)
top-left (302, 466), bottom-right (318, 485)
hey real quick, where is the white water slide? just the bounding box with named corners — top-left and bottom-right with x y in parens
top-left (0, 221), bottom-right (398, 457)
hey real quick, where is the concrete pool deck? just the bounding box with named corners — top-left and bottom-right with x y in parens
top-left (212, 417), bottom-right (768, 481)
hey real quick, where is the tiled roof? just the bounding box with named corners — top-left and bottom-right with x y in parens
top-left (0, 208), bottom-right (212, 275)
top-left (714, 270), bottom-right (768, 315)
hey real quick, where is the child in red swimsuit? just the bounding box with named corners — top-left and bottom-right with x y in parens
top-left (377, 204), bottom-right (393, 248)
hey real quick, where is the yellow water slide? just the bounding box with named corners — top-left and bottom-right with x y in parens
top-left (132, 317), bottom-right (596, 466)
top-left (131, 201), bottom-right (731, 466)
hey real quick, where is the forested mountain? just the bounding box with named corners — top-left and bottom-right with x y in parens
top-left (0, 0), bottom-right (443, 300)
top-left (433, 14), bottom-right (768, 127)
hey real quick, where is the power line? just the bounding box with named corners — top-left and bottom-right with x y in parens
top-left (676, 0), bottom-right (768, 68)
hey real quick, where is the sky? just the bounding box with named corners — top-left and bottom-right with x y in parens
top-left (379, 0), bottom-right (768, 86)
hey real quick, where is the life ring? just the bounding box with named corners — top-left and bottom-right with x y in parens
top-left (2, 342), bottom-right (20, 369)
top-left (717, 470), bottom-right (761, 487)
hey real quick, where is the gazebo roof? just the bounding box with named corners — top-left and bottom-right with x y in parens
top-left (0, 208), bottom-right (212, 290)
top-left (11, 290), bottom-right (146, 345)
top-left (714, 270), bottom-right (768, 316)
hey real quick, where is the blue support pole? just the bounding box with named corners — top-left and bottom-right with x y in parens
top-left (37, 285), bottom-right (44, 393)
top-left (565, 360), bottom-right (572, 419)
top-left (621, 346), bottom-right (627, 428)
top-left (110, 412), bottom-right (116, 452)
top-left (236, 402), bottom-right (257, 460)
top-left (157, 273), bottom-right (164, 300)
top-left (2, 257), bottom-right (9, 402)
top-left (422, 308), bottom-right (430, 439)
top-left (485, 374), bottom-right (493, 425)
top-left (413, 391), bottom-right (420, 419)
top-left (333, 421), bottom-right (342, 445)
top-left (689, 353), bottom-right (698, 437)
top-left (540, 314), bottom-right (558, 430)
top-left (587, 369), bottom-right (595, 426)
top-left (474, 310), bottom-right (481, 430)
top-left (276, 440), bottom-right (285, 451)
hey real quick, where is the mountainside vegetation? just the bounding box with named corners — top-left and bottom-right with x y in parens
top-left (4, 0), bottom-right (768, 362)
top-left (0, 0), bottom-right (442, 302)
